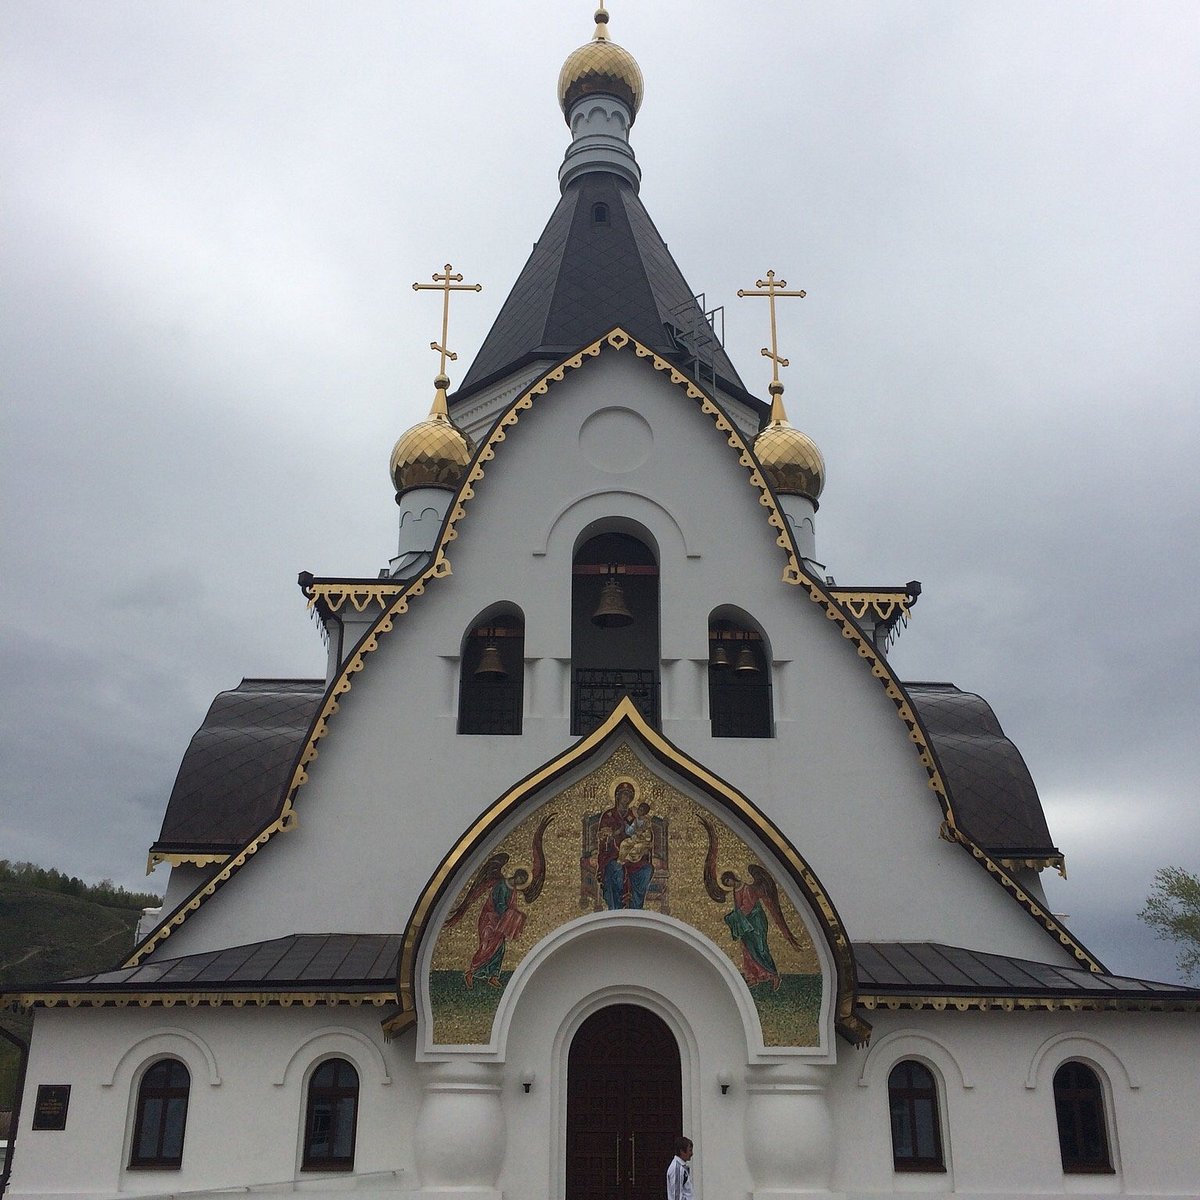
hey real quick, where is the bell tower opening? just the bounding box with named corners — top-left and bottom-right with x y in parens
top-left (566, 1004), bottom-right (682, 1200)
top-left (571, 531), bottom-right (660, 735)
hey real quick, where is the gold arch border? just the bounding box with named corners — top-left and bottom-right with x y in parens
top-left (385, 696), bottom-right (869, 1046)
top-left (124, 328), bottom-right (1102, 975)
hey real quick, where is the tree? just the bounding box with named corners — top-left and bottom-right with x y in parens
top-left (1139, 867), bottom-right (1200, 981)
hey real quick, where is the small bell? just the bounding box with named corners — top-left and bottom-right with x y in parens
top-left (710, 641), bottom-right (731, 669)
top-left (735, 643), bottom-right (760, 673)
top-left (474, 642), bottom-right (507, 678)
top-left (591, 574), bottom-right (634, 628)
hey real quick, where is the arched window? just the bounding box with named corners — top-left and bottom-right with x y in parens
top-left (302, 1058), bottom-right (359, 1172)
top-left (888, 1060), bottom-right (945, 1172)
top-left (1053, 1061), bottom-right (1113, 1174)
top-left (459, 610), bottom-right (524, 734)
top-left (129, 1058), bottom-right (190, 1170)
top-left (708, 613), bottom-right (772, 737)
top-left (571, 530), bottom-right (660, 735)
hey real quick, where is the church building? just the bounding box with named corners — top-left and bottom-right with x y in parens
top-left (5, 9), bottom-right (1199, 1199)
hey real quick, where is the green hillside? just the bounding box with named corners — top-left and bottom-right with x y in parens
top-left (0, 864), bottom-right (161, 1113)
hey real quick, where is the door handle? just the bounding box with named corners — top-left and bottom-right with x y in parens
top-left (616, 1133), bottom-right (621, 1189)
top-left (629, 1133), bottom-right (636, 1186)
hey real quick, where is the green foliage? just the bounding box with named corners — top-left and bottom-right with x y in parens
top-left (0, 860), bottom-right (160, 911)
top-left (1139, 866), bottom-right (1200, 980)
top-left (0, 863), bottom-right (163, 1112)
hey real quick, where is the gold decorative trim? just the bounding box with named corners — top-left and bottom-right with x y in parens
top-left (829, 590), bottom-right (913, 626)
top-left (998, 855), bottom-right (1067, 879)
top-left (858, 993), bottom-right (1200, 1015)
top-left (7, 990), bottom-right (396, 1012)
top-left (122, 327), bottom-right (1102, 979)
top-left (146, 851), bottom-right (230, 873)
top-left (307, 582), bottom-right (402, 615)
top-left (384, 696), bottom-right (868, 1045)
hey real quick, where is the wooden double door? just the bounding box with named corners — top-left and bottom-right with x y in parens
top-left (566, 1005), bottom-right (682, 1200)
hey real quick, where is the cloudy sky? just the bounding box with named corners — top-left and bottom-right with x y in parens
top-left (3, 1), bottom-right (1197, 984)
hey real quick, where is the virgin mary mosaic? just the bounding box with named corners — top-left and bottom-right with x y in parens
top-left (427, 746), bottom-right (823, 1047)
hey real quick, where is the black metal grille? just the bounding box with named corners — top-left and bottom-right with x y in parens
top-left (709, 679), bottom-right (773, 738)
top-left (458, 678), bottom-right (522, 735)
top-left (572, 668), bottom-right (660, 736)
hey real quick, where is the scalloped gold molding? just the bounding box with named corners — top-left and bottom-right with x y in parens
top-left (123, 328), bottom-right (1103, 978)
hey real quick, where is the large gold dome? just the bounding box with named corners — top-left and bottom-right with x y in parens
top-left (390, 405), bottom-right (475, 495)
top-left (755, 420), bottom-right (826, 504)
top-left (558, 10), bottom-right (644, 124)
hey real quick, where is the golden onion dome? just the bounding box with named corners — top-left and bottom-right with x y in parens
top-left (558, 7), bottom-right (644, 125)
top-left (754, 386), bottom-right (826, 503)
top-left (389, 379), bottom-right (476, 495)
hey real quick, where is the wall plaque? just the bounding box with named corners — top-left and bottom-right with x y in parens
top-left (31, 1084), bottom-right (70, 1131)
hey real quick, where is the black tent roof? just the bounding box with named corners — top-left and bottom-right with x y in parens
top-left (455, 171), bottom-right (757, 410)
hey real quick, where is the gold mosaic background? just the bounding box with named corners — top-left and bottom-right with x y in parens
top-left (428, 745), bottom-right (823, 1047)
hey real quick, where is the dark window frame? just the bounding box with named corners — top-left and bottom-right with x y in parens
top-left (128, 1058), bottom-right (190, 1170)
top-left (888, 1059), bottom-right (946, 1173)
top-left (1053, 1061), bottom-right (1115, 1174)
top-left (301, 1057), bottom-right (360, 1173)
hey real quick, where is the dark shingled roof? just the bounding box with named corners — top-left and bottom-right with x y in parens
top-left (856, 942), bottom-right (1200, 999)
top-left (905, 682), bottom-right (1060, 859)
top-left (20, 936), bottom-right (1198, 1006)
top-left (456, 171), bottom-right (755, 407)
top-left (150, 678), bottom-right (325, 857)
top-left (46, 935), bottom-right (401, 993)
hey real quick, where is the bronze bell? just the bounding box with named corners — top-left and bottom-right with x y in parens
top-left (474, 642), bottom-right (507, 678)
top-left (735, 643), bottom-right (760, 673)
top-left (710, 641), bottom-right (731, 669)
top-left (592, 575), bottom-right (634, 628)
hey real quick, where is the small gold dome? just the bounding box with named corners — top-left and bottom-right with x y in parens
top-left (755, 420), bottom-right (826, 504)
top-left (558, 9), bottom-right (644, 124)
top-left (390, 388), bottom-right (475, 495)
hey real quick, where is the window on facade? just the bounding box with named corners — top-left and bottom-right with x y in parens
top-left (302, 1058), bottom-right (359, 1172)
top-left (888, 1060), bottom-right (945, 1172)
top-left (129, 1058), bottom-right (190, 1170)
top-left (1054, 1061), bottom-right (1113, 1174)
top-left (592, 202), bottom-right (609, 224)
top-left (708, 615), bottom-right (772, 737)
top-left (458, 610), bottom-right (524, 734)
top-left (571, 531), bottom-right (660, 735)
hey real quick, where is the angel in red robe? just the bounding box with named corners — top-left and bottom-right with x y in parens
top-left (445, 815), bottom-right (552, 988)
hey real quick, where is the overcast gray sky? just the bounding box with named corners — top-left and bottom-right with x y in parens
top-left (3, 1), bottom-right (1197, 984)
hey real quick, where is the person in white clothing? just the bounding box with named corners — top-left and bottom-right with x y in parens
top-left (666, 1136), bottom-right (694, 1200)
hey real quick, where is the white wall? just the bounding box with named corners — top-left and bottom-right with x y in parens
top-left (155, 348), bottom-right (1078, 971)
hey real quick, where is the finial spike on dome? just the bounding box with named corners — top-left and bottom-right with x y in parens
top-left (767, 382), bottom-right (789, 426)
top-left (430, 376), bottom-right (451, 419)
top-left (594, 2), bottom-right (610, 41)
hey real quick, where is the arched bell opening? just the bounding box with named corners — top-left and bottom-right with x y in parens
top-left (708, 608), bottom-right (773, 738)
top-left (458, 606), bottom-right (525, 735)
top-left (571, 530), bottom-right (660, 735)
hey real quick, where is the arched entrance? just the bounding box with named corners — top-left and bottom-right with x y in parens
top-left (566, 1004), bottom-right (682, 1200)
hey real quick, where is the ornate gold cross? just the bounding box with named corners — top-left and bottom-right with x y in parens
top-left (737, 270), bottom-right (806, 392)
top-left (412, 263), bottom-right (483, 385)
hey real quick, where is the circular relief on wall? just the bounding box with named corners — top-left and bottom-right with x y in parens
top-left (578, 407), bottom-right (653, 473)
